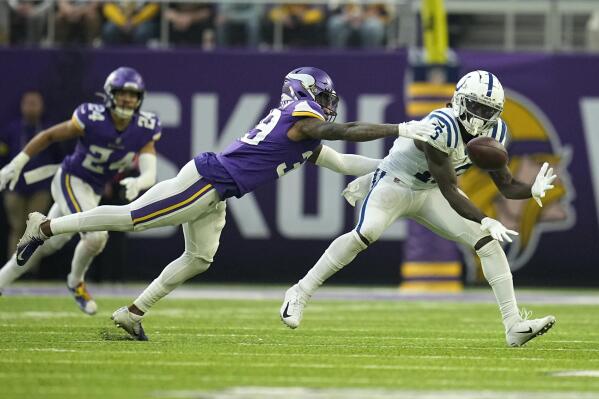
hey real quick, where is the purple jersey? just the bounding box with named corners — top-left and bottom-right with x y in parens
top-left (62, 103), bottom-right (161, 193)
top-left (195, 100), bottom-right (324, 199)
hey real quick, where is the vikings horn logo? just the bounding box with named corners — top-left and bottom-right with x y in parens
top-left (460, 90), bottom-right (576, 271)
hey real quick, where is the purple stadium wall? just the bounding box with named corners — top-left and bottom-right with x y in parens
top-left (1, 49), bottom-right (598, 286)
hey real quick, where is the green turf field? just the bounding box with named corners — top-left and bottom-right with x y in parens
top-left (1, 293), bottom-right (599, 399)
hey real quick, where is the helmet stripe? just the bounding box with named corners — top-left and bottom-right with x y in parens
top-left (486, 72), bottom-right (493, 97)
top-left (499, 120), bottom-right (507, 144)
top-left (491, 123), bottom-right (499, 139)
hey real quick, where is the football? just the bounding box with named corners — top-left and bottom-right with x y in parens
top-left (466, 136), bottom-right (508, 171)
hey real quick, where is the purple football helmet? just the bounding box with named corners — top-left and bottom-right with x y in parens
top-left (281, 67), bottom-right (339, 122)
top-left (103, 66), bottom-right (145, 118)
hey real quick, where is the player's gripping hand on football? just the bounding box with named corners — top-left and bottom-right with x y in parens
top-left (0, 152), bottom-right (30, 191)
top-left (397, 120), bottom-right (437, 142)
top-left (531, 162), bottom-right (557, 207)
top-left (480, 217), bottom-right (519, 243)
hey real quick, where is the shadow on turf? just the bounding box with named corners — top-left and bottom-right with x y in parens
top-left (100, 327), bottom-right (136, 341)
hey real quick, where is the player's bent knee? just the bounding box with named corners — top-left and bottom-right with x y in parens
top-left (356, 225), bottom-right (384, 246)
top-left (81, 232), bottom-right (109, 255)
top-left (353, 230), bottom-right (370, 249)
top-left (475, 238), bottom-right (504, 258)
top-left (474, 235), bottom-right (494, 251)
top-left (182, 251), bottom-right (211, 274)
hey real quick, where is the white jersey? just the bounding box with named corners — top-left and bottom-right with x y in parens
top-left (379, 107), bottom-right (509, 190)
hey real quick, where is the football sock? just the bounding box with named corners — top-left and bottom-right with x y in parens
top-left (0, 256), bottom-right (26, 291)
top-left (299, 231), bottom-right (368, 296)
top-left (134, 252), bottom-right (210, 313)
top-left (476, 240), bottom-right (521, 331)
top-left (51, 206), bottom-right (133, 235)
top-left (67, 234), bottom-right (107, 288)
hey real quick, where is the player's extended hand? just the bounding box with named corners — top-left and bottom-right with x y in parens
top-left (341, 172), bottom-right (373, 207)
top-left (531, 162), bottom-right (557, 208)
top-left (397, 120), bottom-right (437, 142)
top-left (480, 217), bottom-right (519, 243)
top-left (0, 152), bottom-right (29, 191)
top-left (119, 177), bottom-right (141, 202)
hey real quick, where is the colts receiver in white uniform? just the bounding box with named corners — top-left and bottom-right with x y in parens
top-left (379, 107), bottom-right (508, 191)
top-left (354, 107), bottom-right (508, 253)
top-left (281, 70), bottom-right (557, 348)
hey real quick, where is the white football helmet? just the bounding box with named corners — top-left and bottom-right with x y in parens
top-left (451, 70), bottom-right (504, 136)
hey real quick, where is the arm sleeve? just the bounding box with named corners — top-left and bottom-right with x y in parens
top-left (136, 152), bottom-right (157, 190)
top-left (315, 145), bottom-right (381, 176)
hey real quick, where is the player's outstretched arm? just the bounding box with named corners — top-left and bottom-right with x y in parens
top-left (290, 118), bottom-right (435, 142)
top-left (307, 145), bottom-right (380, 176)
top-left (0, 120), bottom-right (82, 191)
top-left (22, 120), bottom-right (83, 157)
top-left (424, 143), bottom-right (518, 242)
top-left (488, 165), bottom-right (534, 200)
top-left (489, 162), bottom-right (556, 207)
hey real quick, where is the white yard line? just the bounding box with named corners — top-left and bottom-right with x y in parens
top-left (0, 357), bottom-right (542, 372)
top-left (152, 387), bottom-right (599, 399)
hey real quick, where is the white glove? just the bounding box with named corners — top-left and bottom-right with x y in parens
top-left (0, 152), bottom-right (30, 191)
top-left (342, 173), bottom-right (373, 207)
top-left (397, 120), bottom-right (437, 142)
top-left (531, 162), bottom-right (557, 208)
top-left (480, 217), bottom-right (519, 243)
top-left (119, 177), bottom-right (141, 201)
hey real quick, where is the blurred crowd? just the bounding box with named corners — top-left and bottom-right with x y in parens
top-left (0, 1), bottom-right (397, 50)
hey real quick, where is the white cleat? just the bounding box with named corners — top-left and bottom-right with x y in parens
top-left (506, 312), bottom-right (556, 347)
top-left (16, 212), bottom-right (48, 266)
top-left (111, 307), bottom-right (148, 341)
top-left (280, 284), bottom-right (310, 329)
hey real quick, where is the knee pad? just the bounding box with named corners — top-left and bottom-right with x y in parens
top-left (183, 251), bottom-right (211, 274)
top-left (161, 251), bottom-right (211, 289)
top-left (355, 223), bottom-right (385, 245)
top-left (80, 232), bottom-right (109, 255)
top-left (475, 239), bottom-right (503, 258)
top-left (324, 231), bottom-right (368, 269)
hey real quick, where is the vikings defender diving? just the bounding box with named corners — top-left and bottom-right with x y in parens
top-left (281, 70), bottom-right (557, 347)
top-left (15, 66), bottom-right (436, 340)
top-left (0, 67), bottom-right (160, 315)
